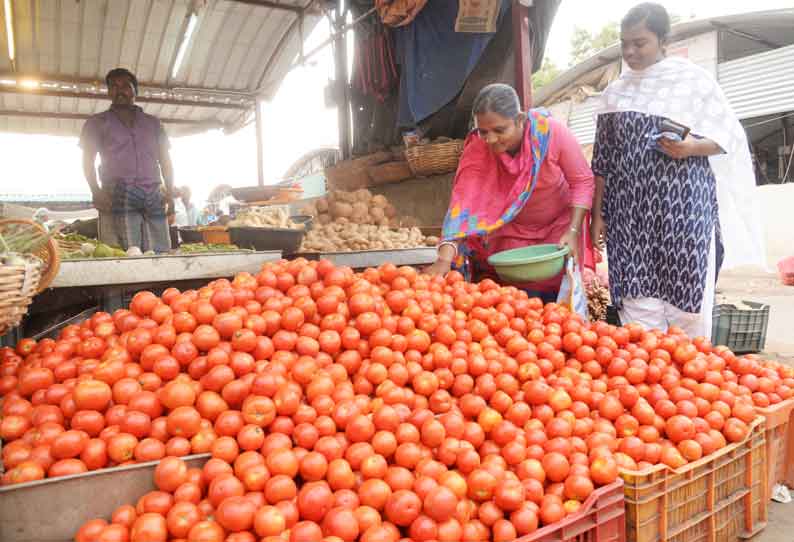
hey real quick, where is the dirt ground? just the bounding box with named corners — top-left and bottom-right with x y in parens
top-left (714, 269), bottom-right (794, 542)
top-left (759, 502), bottom-right (794, 542)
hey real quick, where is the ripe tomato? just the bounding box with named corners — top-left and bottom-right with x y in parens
top-left (384, 490), bottom-right (421, 526)
top-left (73, 380), bottom-right (112, 411)
top-left (215, 495), bottom-right (257, 533)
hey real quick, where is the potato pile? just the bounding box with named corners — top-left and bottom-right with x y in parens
top-left (299, 189), bottom-right (438, 252)
top-left (298, 189), bottom-right (439, 252)
top-left (301, 223), bottom-right (437, 252)
top-left (302, 189), bottom-right (420, 229)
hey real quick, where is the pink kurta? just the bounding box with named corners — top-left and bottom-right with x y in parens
top-left (467, 118), bottom-right (595, 291)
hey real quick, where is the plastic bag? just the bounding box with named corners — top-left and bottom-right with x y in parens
top-left (772, 483), bottom-right (792, 503)
top-left (557, 259), bottom-right (588, 319)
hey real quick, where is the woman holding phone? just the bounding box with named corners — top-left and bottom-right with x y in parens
top-left (590, 3), bottom-right (764, 338)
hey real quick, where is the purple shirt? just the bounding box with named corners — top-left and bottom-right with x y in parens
top-left (80, 106), bottom-right (169, 186)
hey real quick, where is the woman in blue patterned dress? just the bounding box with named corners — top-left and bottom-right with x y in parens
top-left (590, 3), bottom-right (765, 338)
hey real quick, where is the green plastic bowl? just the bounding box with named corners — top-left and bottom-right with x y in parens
top-left (487, 244), bottom-right (569, 282)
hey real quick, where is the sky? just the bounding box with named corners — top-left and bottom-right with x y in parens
top-left (1, 0), bottom-right (791, 205)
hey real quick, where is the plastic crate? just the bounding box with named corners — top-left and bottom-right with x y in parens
top-left (200, 226), bottom-right (232, 245)
top-left (756, 399), bottom-right (794, 496)
top-left (711, 302), bottom-right (770, 353)
top-left (620, 417), bottom-right (767, 542)
top-left (517, 479), bottom-right (625, 542)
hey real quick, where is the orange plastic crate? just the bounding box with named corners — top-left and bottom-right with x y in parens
top-left (200, 226), bottom-right (231, 245)
top-left (620, 417), bottom-right (767, 542)
top-left (756, 398), bottom-right (794, 497)
top-left (517, 479), bottom-right (625, 542)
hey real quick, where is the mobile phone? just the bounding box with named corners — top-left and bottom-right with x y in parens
top-left (660, 118), bottom-right (690, 140)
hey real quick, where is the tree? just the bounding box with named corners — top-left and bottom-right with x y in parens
top-left (532, 59), bottom-right (562, 90)
top-left (569, 23), bottom-right (619, 66)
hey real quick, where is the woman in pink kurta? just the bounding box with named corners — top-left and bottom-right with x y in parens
top-left (427, 84), bottom-right (595, 301)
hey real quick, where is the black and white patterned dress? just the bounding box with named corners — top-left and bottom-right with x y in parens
top-left (591, 111), bottom-right (723, 314)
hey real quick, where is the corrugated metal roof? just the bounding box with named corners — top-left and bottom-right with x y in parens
top-left (567, 96), bottom-right (599, 146)
top-left (0, 0), bottom-right (321, 136)
top-left (718, 43), bottom-right (794, 120)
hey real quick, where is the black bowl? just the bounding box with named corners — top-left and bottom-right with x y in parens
top-left (229, 227), bottom-right (305, 254)
top-left (178, 227), bottom-right (204, 244)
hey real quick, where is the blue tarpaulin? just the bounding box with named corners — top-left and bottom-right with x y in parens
top-left (394, 0), bottom-right (510, 127)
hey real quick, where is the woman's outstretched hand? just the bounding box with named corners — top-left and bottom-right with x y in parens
top-left (423, 259), bottom-right (453, 277)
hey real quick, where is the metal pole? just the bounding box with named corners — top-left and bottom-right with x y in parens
top-left (334, 1), bottom-right (352, 159)
top-left (255, 99), bottom-right (265, 186)
top-left (512, 0), bottom-right (533, 110)
top-left (292, 7), bottom-right (376, 68)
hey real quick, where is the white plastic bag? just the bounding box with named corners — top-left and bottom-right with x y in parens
top-left (557, 259), bottom-right (588, 319)
top-left (772, 483), bottom-right (792, 503)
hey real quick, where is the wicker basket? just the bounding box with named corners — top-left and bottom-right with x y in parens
top-left (0, 254), bottom-right (43, 335)
top-left (405, 139), bottom-right (464, 177)
top-left (367, 161), bottom-right (414, 186)
top-left (0, 219), bottom-right (60, 292)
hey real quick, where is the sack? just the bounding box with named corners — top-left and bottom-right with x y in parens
top-left (455, 0), bottom-right (501, 33)
top-left (557, 259), bottom-right (588, 319)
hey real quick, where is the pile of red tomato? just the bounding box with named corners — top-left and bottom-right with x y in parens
top-left (1, 258), bottom-right (792, 542)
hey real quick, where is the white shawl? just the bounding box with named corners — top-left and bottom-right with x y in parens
top-left (597, 56), bottom-right (766, 270)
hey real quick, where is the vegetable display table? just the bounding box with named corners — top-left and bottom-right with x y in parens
top-left (295, 247), bottom-right (436, 269)
top-left (51, 251), bottom-right (281, 288)
top-left (0, 251), bottom-right (281, 346)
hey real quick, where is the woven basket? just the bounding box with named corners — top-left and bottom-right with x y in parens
top-left (367, 161), bottom-right (413, 186)
top-left (0, 219), bottom-right (60, 292)
top-left (405, 139), bottom-right (464, 177)
top-left (0, 253), bottom-right (43, 335)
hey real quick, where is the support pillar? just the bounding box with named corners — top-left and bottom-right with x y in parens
top-left (512, 1), bottom-right (533, 110)
top-left (255, 98), bottom-right (265, 186)
top-left (334, 1), bottom-right (352, 159)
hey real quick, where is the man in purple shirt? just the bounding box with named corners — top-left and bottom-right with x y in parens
top-left (81, 68), bottom-right (175, 252)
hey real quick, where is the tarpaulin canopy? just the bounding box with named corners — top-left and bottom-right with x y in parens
top-left (393, 0), bottom-right (510, 126)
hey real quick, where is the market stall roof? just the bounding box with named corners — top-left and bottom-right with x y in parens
top-left (535, 8), bottom-right (794, 106)
top-left (0, 0), bottom-right (322, 137)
